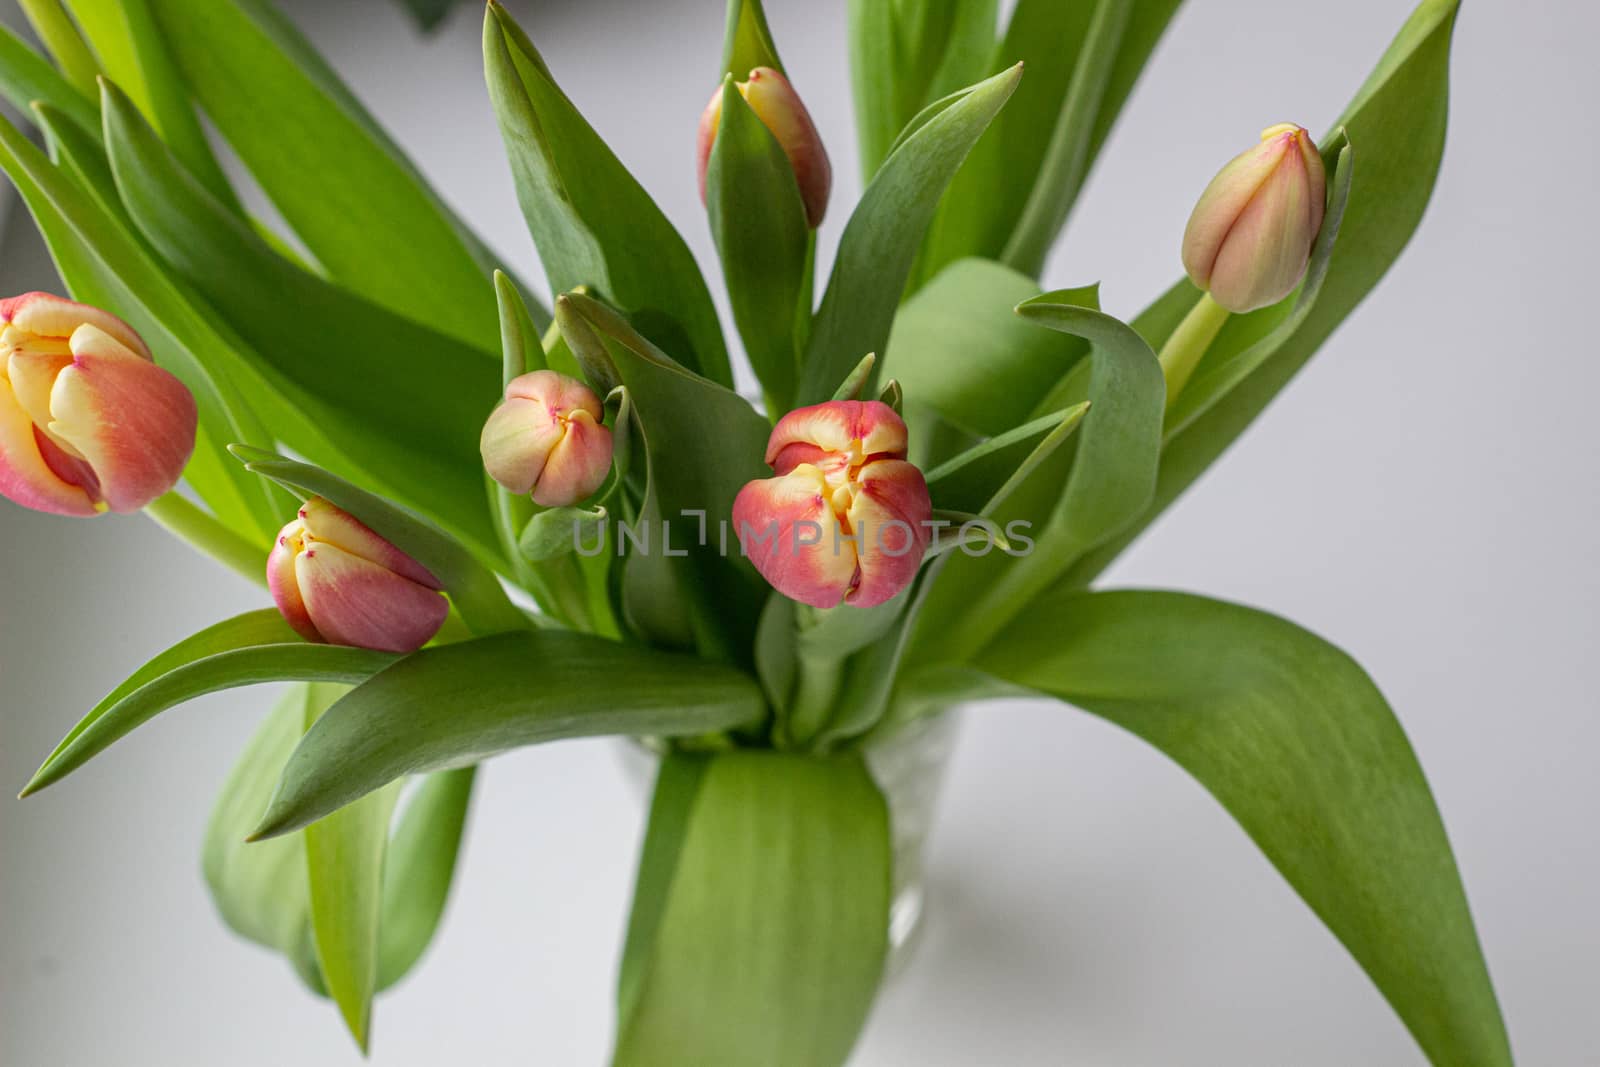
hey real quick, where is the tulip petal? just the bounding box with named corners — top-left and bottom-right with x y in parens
top-left (299, 495), bottom-right (442, 590)
top-left (268, 520), bottom-right (321, 643)
top-left (481, 396), bottom-right (563, 495)
top-left (1, 291), bottom-right (151, 359)
top-left (46, 325), bottom-right (197, 513)
top-left (0, 376), bottom-right (97, 515)
top-left (733, 466), bottom-right (857, 609)
top-left (506, 368), bottom-right (604, 421)
top-left (844, 459), bottom-right (932, 608)
top-left (765, 400), bottom-right (907, 470)
top-left (295, 541), bottom-right (448, 654)
top-left (1210, 146), bottom-right (1316, 313)
top-left (696, 82), bottom-right (725, 207)
top-left (531, 409), bottom-right (612, 507)
top-left (1180, 133), bottom-right (1292, 290)
top-left (741, 67), bottom-right (831, 227)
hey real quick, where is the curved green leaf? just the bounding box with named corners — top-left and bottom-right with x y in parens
top-left (613, 751), bottom-right (889, 1067)
top-left (251, 631), bottom-right (768, 839)
top-left (229, 447), bottom-right (527, 638)
top-left (484, 1), bottom-right (729, 385)
top-left (797, 64), bottom-right (1023, 403)
top-left (1065, 0), bottom-right (1461, 587)
top-left (144, 0), bottom-right (501, 349)
top-left (21, 610), bottom-right (395, 796)
top-left (705, 78), bottom-right (810, 411)
top-left (975, 589), bottom-right (1512, 1067)
top-left (0, 23), bottom-right (99, 134)
top-left (721, 0), bottom-right (784, 76)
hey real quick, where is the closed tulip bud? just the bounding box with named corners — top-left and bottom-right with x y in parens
top-left (0, 292), bottom-right (196, 516)
top-left (698, 66), bottom-right (831, 228)
top-left (268, 497), bottom-right (448, 653)
top-left (480, 369), bottom-right (613, 507)
top-left (1181, 124), bottom-right (1327, 314)
top-left (733, 400), bottom-right (931, 609)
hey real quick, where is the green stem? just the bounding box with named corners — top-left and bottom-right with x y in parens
top-left (17, 0), bottom-right (100, 98)
top-left (144, 492), bottom-right (268, 587)
top-left (1156, 292), bottom-right (1231, 407)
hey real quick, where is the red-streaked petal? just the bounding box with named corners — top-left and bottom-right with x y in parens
top-left (481, 395), bottom-right (563, 495)
top-left (696, 81), bottom-right (725, 207)
top-left (505, 369), bottom-right (604, 421)
top-left (46, 325), bottom-right (196, 513)
top-left (295, 541), bottom-right (448, 654)
top-left (1180, 131), bottom-right (1294, 290)
top-left (268, 519), bottom-right (320, 642)
top-left (0, 378), bottom-right (97, 515)
top-left (765, 400), bottom-right (907, 469)
top-left (844, 459), bottom-right (931, 607)
top-left (740, 67), bottom-right (831, 228)
top-left (6, 344), bottom-right (73, 437)
top-left (297, 495), bottom-right (441, 590)
top-left (531, 409), bottom-right (613, 507)
top-left (1208, 142), bottom-right (1318, 313)
top-left (733, 466), bottom-right (857, 609)
top-left (1, 291), bottom-right (151, 358)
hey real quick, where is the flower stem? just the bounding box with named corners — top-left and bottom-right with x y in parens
top-left (144, 492), bottom-right (268, 588)
top-left (1156, 292), bottom-right (1231, 408)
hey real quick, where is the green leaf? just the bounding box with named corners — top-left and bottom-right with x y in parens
top-left (202, 685), bottom-right (324, 994)
top-left (250, 631), bottom-right (768, 839)
top-left (1065, 0), bottom-right (1462, 587)
top-left (20, 610), bottom-right (396, 797)
top-left (0, 22), bottom-right (99, 134)
top-left (915, 0), bottom-right (1183, 284)
top-left (705, 78), bottom-right (810, 411)
top-left (887, 257), bottom-right (1086, 436)
top-left (519, 505), bottom-right (607, 562)
top-left (391, 0), bottom-right (458, 32)
top-left (797, 64), bottom-right (1022, 403)
top-left (145, 0), bottom-right (501, 350)
top-left (720, 0), bottom-right (784, 76)
top-left (305, 689), bottom-right (402, 1052)
top-left (557, 292), bottom-right (771, 663)
top-left (925, 404), bottom-right (1090, 514)
top-left (613, 751), bottom-right (890, 1067)
top-left (15, 0), bottom-right (100, 97)
top-left (484, 1), bottom-right (730, 385)
top-left (376, 767), bottom-right (475, 989)
top-left (976, 589), bottom-right (1512, 1067)
top-left (101, 83), bottom-right (504, 558)
top-left (66, 0), bottom-right (241, 209)
top-left (0, 108), bottom-right (285, 543)
top-left (229, 447), bottom-right (527, 638)
top-left (846, 0), bottom-right (1001, 180)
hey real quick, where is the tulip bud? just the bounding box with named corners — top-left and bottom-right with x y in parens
top-left (733, 400), bottom-right (931, 609)
top-left (698, 66), bottom-right (831, 228)
top-left (268, 497), bottom-right (448, 653)
top-left (481, 369), bottom-right (613, 508)
top-left (0, 292), bottom-right (196, 516)
top-left (1181, 124), bottom-right (1327, 314)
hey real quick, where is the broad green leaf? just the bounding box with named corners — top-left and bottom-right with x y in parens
top-left (976, 589), bottom-right (1512, 1067)
top-left (557, 292), bottom-right (771, 663)
top-left (202, 685), bottom-right (324, 994)
top-left (21, 609), bottom-right (396, 796)
top-left (613, 751), bottom-right (890, 1067)
top-left (377, 767), bottom-right (476, 990)
top-left (484, 1), bottom-right (730, 385)
top-left (0, 108), bottom-right (284, 543)
top-left (145, 0), bottom-right (501, 349)
top-left (305, 687), bottom-right (402, 1052)
top-left (796, 64), bottom-right (1022, 403)
top-left (886, 257), bottom-right (1086, 436)
top-left (705, 78), bottom-right (810, 411)
top-left (847, 0), bottom-right (1001, 180)
top-left (102, 84), bottom-right (505, 557)
top-left (250, 631), bottom-right (768, 839)
top-left (721, 0), bottom-right (784, 76)
top-left (15, 0), bottom-right (99, 96)
top-left (916, 0), bottom-right (1182, 284)
top-left (1065, 0), bottom-right (1461, 587)
top-left (66, 0), bottom-right (241, 209)
top-left (0, 23), bottom-right (98, 133)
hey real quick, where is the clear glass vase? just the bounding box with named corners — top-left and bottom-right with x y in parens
top-left (615, 709), bottom-right (961, 972)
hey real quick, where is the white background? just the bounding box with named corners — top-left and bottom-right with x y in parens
top-left (1, 0), bottom-right (1595, 1064)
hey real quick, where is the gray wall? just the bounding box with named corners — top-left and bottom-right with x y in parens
top-left (2, 0), bottom-right (1595, 1063)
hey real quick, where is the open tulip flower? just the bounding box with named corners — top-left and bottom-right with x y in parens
top-left (4, 3), bottom-right (1512, 1067)
top-left (0, 292), bottom-right (195, 515)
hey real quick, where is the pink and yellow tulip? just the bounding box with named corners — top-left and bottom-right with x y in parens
top-left (733, 400), bottom-right (931, 609)
top-left (1181, 124), bottom-right (1327, 314)
top-left (481, 369), bottom-right (613, 507)
top-left (698, 66), bottom-right (832, 228)
top-left (0, 292), bottom-right (196, 516)
top-left (268, 496), bottom-right (448, 654)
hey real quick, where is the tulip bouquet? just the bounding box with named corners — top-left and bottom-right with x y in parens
top-left (0, 0), bottom-right (1512, 1064)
